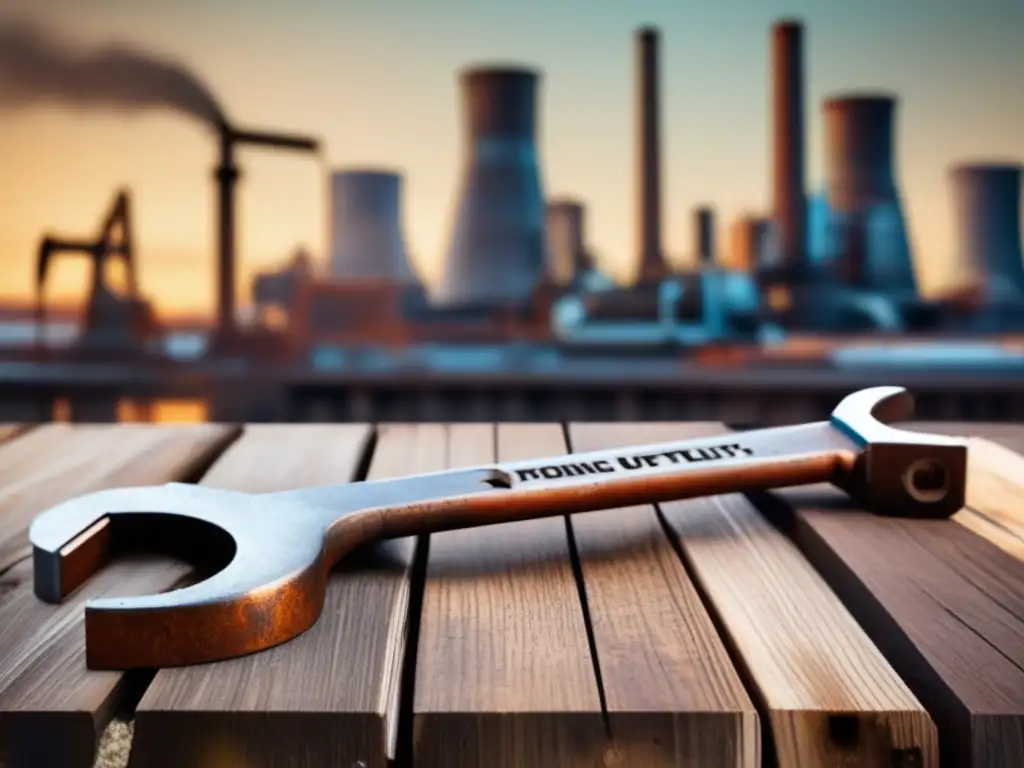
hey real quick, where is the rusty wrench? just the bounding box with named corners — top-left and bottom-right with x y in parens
top-left (28, 385), bottom-right (966, 669)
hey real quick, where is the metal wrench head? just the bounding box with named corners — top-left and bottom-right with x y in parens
top-left (829, 385), bottom-right (967, 518)
top-left (29, 482), bottom-right (335, 669)
top-left (28, 470), bottom-right (497, 669)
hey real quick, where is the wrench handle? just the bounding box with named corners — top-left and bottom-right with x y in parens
top-left (379, 422), bottom-right (858, 539)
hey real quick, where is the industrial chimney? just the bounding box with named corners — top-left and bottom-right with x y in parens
top-left (693, 206), bottom-right (715, 265)
top-left (436, 66), bottom-right (546, 306)
top-left (636, 26), bottom-right (669, 284)
top-left (821, 94), bottom-right (917, 294)
top-left (546, 199), bottom-right (588, 285)
top-left (329, 168), bottom-right (418, 283)
top-left (949, 162), bottom-right (1024, 302)
top-left (728, 215), bottom-right (770, 272)
top-left (771, 19), bottom-right (807, 278)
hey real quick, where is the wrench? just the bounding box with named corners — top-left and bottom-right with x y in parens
top-left (28, 385), bottom-right (966, 670)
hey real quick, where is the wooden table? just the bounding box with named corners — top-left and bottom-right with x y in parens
top-left (0, 418), bottom-right (1022, 768)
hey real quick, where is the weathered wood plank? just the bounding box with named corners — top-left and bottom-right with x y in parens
top-left (130, 423), bottom-right (443, 768)
top-left (566, 423), bottom-right (759, 767)
top-left (0, 424), bottom-right (30, 446)
top-left (905, 422), bottom-right (1024, 560)
top-left (762, 422), bottom-right (1024, 768)
top-left (412, 423), bottom-right (606, 767)
top-left (905, 421), bottom-right (1024, 457)
top-left (634, 422), bottom-right (937, 767)
top-left (960, 436), bottom-right (1024, 560)
top-left (0, 422), bottom-right (238, 768)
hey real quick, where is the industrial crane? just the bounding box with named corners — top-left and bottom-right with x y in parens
top-left (34, 189), bottom-right (156, 354)
top-left (210, 124), bottom-right (320, 353)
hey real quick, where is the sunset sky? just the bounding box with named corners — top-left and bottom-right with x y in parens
top-left (0, 0), bottom-right (1021, 318)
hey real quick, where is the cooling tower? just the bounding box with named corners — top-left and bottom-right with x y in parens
top-left (771, 20), bottom-right (807, 276)
top-left (437, 66), bottom-right (546, 306)
top-left (329, 169), bottom-right (417, 282)
top-left (546, 199), bottom-right (587, 285)
top-left (729, 215), bottom-right (770, 272)
top-left (822, 94), bottom-right (917, 294)
top-left (636, 27), bottom-right (669, 283)
top-left (950, 162), bottom-right (1024, 301)
top-left (693, 206), bottom-right (715, 264)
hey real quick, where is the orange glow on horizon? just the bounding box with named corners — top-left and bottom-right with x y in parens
top-left (1, 2), bottom-right (1020, 317)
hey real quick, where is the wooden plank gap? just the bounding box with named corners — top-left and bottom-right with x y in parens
top-left (566, 422), bottom-right (760, 768)
top-left (650, 422), bottom-right (937, 768)
top-left (411, 422), bottom-right (607, 767)
top-left (130, 422), bottom-right (443, 768)
top-left (756, 428), bottom-right (1024, 767)
top-left (0, 422), bottom-right (240, 768)
top-left (899, 422), bottom-right (1024, 561)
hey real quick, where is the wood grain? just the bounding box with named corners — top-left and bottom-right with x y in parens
top-left (765, 424), bottom-right (1024, 767)
top-left (960, 436), bottom-right (1024, 559)
top-left (639, 422), bottom-right (938, 768)
top-left (130, 423), bottom-right (446, 768)
top-left (0, 424), bottom-right (30, 446)
top-left (903, 422), bottom-right (1024, 560)
top-left (0, 422), bottom-right (238, 768)
top-left (412, 423), bottom-right (606, 767)
top-left (566, 422), bottom-right (759, 768)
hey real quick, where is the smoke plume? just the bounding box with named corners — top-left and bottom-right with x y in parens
top-left (0, 19), bottom-right (225, 127)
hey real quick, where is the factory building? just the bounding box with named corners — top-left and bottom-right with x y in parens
top-left (728, 215), bottom-right (770, 273)
top-left (545, 199), bottom-right (616, 293)
top-left (436, 66), bottom-right (547, 306)
top-left (328, 169), bottom-right (420, 285)
top-left (819, 94), bottom-right (917, 296)
top-left (946, 162), bottom-right (1024, 328)
top-left (545, 198), bottom-right (588, 285)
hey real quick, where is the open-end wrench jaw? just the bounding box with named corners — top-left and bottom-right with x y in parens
top-left (829, 386), bottom-right (968, 518)
top-left (27, 471), bottom-right (502, 669)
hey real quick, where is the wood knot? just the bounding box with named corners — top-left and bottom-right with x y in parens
top-left (602, 746), bottom-right (626, 767)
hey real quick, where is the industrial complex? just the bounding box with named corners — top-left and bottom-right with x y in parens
top-left (2, 16), bottom-right (1023, 423)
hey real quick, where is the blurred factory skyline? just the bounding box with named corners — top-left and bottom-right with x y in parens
top-left (1, 0), bottom-right (1021, 318)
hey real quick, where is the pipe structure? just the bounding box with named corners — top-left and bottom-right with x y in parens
top-left (214, 124), bottom-right (320, 340)
top-left (329, 169), bottom-right (418, 282)
top-left (636, 27), bottom-right (668, 283)
top-left (949, 162), bottom-right (1024, 302)
top-left (437, 66), bottom-right (546, 306)
top-left (771, 20), bottom-right (807, 278)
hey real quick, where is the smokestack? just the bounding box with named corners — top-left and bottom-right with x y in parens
top-left (215, 129), bottom-right (238, 338)
top-left (693, 206), bottom-right (715, 265)
top-left (771, 20), bottom-right (806, 277)
top-left (822, 94), bottom-right (916, 292)
top-left (636, 27), bottom-right (668, 283)
top-left (546, 199), bottom-right (588, 285)
top-left (437, 66), bottom-right (546, 306)
top-left (950, 162), bottom-right (1024, 301)
top-left (728, 215), bottom-right (770, 272)
top-left (329, 169), bottom-right (418, 282)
